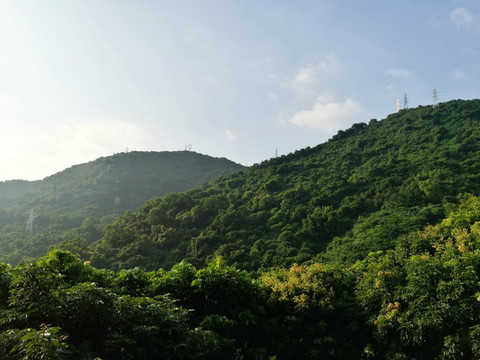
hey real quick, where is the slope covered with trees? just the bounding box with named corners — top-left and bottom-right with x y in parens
top-left (89, 99), bottom-right (480, 271)
top-left (0, 151), bottom-right (244, 265)
top-left (2, 194), bottom-right (480, 359)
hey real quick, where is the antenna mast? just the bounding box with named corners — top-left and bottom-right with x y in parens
top-left (403, 93), bottom-right (409, 110)
top-left (396, 98), bottom-right (401, 113)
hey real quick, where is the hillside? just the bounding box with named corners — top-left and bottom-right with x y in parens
top-left (3, 193), bottom-right (480, 359)
top-left (3, 100), bottom-right (480, 359)
top-left (88, 99), bottom-right (480, 271)
top-left (0, 151), bottom-right (244, 264)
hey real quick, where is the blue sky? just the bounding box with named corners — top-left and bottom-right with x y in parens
top-left (1, 0), bottom-right (480, 181)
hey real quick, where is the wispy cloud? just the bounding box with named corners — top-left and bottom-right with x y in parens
top-left (291, 57), bottom-right (340, 92)
top-left (386, 69), bottom-right (412, 78)
top-left (224, 129), bottom-right (238, 142)
top-left (289, 98), bottom-right (365, 132)
top-left (461, 47), bottom-right (480, 56)
top-left (294, 66), bottom-right (317, 86)
top-left (450, 7), bottom-right (474, 28)
top-left (450, 7), bottom-right (480, 33)
top-left (451, 69), bottom-right (468, 81)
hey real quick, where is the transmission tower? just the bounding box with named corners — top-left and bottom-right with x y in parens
top-left (396, 98), bottom-right (401, 113)
top-left (403, 93), bottom-right (409, 110)
top-left (433, 89), bottom-right (438, 108)
top-left (25, 209), bottom-right (34, 233)
top-left (113, 197), bottom-right (121, 215)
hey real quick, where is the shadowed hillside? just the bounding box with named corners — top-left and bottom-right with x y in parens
top-left (0, 151), bottom-right (244, 264)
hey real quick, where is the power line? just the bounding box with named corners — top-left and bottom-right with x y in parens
top-left (393, 86), bottom-right (480, 112)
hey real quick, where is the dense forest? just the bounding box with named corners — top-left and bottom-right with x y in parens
top-left (2, 99), bottom-right (480, 358)
top-left (0, 151), bottom-right (244, 265)
top-left (86, 99), bottom-right (480, 272)
top-left (2, 194), bottom-right (480, 359)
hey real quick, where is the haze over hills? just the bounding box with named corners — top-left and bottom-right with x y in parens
top-left (0, 151), bottom-right (245, 213)
top-left (87, 99), bottom-right (480, 271)
top-left (0, 151), bottom-right (244, 264)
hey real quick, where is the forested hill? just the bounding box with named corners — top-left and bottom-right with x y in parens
top-left (0, 151), bottom-right (244, 215)
top-left (89, 99), bottom-right (480, 271)
top-left (0, 151), bottom-right (244, 264)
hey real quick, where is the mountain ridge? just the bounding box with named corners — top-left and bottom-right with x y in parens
top-left (88, 99), bottom-right (480, 271)
top-left (0, 150), bottom-right (244, 264)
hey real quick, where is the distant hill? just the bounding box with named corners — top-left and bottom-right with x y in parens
top-left (0, 151), bottom-right (244, 264)
top-left (88, 99), bottom-right (480, 272)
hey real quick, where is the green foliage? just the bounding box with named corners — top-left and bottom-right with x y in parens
top-left (92, 100), bottom-right (480, 271)
top-left (0, 262), bottom-right (11, 310)
top-left (354, 195), bottom-right (480, 359)
top-left (260, 263), bottom-right (366, 359)
top-left (151, 258), bottom-right (267, 359)
top-left (0, 324), bottom-right (68, 360)
top-left (0, 151), bottom-right (243, 265)
top-left (3, 196), bottom-right (480, 357)
top-left (0, 250), bottom-right (220, 359)
top-left (5, 100), bottom-right (480, 358)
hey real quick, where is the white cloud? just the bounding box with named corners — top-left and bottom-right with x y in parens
top-left (292, 57), bottom-right (339, 91)
top-left (295, 66), bottom-right (317, 85)
top-left (224, 129), bottom-right (238, 141)
top-left (289, 98), bottom-right (365, 132)
top-left (386, 69), bottom-right (411, 78)
top-left (268, 93), bottom-right (278, 100)
top-left (451, 69), bottom-right (468, 81)
top-left (450, 7), bottom-right (474, 28)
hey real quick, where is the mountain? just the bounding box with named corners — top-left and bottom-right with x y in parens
top-left (0, 151), bottom-right (244, 264)
top-left (4, 100), bottom-right (480, 359)
top-left (88, 99), bottom-right (480, 271)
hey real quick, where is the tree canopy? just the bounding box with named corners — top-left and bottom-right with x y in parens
top-left (3, 195), bottom-right (480, 358)
top-left (0, 151), bottom-right (243, 265)
top-left (3, 99), bottom-right (480, 358)
top-left (89, 99), bottom-right (480, 272)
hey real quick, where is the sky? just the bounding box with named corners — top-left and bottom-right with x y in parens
top-left (1, 0), bottom-right (480, 181)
